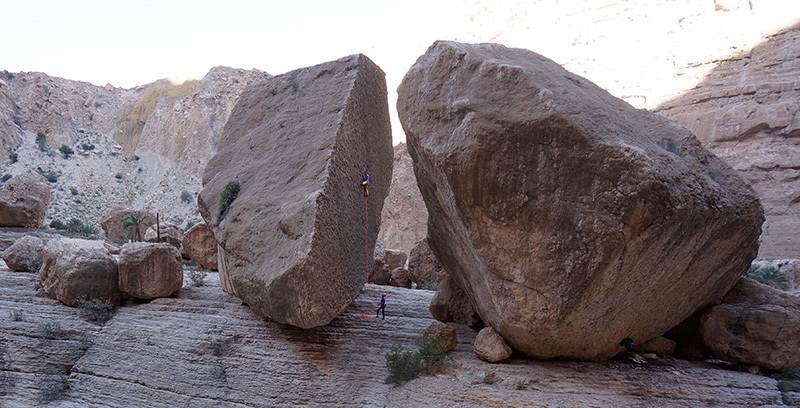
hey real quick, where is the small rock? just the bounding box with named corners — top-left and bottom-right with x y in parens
top-left (423, 320), bottom-right (457, 352)
top-left (1, 235), bottom-right (44, 272)
top-left (474, 327), bottom-right (512, 363)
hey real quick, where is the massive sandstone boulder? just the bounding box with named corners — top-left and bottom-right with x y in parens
top-left (38, 238), bottom-right (120, 306)
top-left (0, 173), bottom-right (50, 228)
top-left (182, 223), bottom-right (218, 270)
top-left (699, 278), bottom-right (800, 371)
top-left (198, 54), bottom-right (393, 328)
top-left (1, 235), bottom-right (44, 272)
top-left (397, 41), bottom-right (764, 361)
top-left (118, 242), bottom-right (183, 300)
top-left (100, 207), bottom-right (156, 242)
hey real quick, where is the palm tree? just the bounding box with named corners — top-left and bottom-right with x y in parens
top-left (122, 214), bottom-right (149, 242)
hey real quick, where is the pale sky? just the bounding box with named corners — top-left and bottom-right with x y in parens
top-left (2, 0), bottom-right (464, 88)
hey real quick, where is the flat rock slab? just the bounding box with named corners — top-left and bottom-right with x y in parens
top-left (198, 54), bottom-right (393, 328)
top-left (397, 41), bottom-right (764, 360)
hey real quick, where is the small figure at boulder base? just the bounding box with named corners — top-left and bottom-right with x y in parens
top-left (620, 337), bottom-right (634, 352)
top-left (362, 173), bottom-right (370, 197)
top-left (376, 292), bottom-right (386, 319)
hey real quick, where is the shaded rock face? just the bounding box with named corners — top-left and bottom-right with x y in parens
top-left (389, 266), bottom-right (411, 289)
top-left (182, 222), bottom-right (218, 270)
top-left (368, 241), bottom-right (392, 285)
top-left (144, 221), bottom-right (184, 249)
top-left (1, 235), bottom-right (44, 272)
top-left (38, 238), bottom-right (120, 306)
top-left (397, 41), bottom-right (765, 361)
top-left (423, 320), bottom-right (458, 352)
top-left (429, 273), bottom-right (484, 329)
top-left (0, 173), bottom-right (50, 228)
top-left (699, 278), bottom-right (800, 371)
top-left (118, 242), bottom-right (183, 300)
top-left (408, 238), bottom-right (444, 286)
top-left (377, 143), bottom-right (428, 253)
top-left (474, 327), bottom-right (512, 363)
top-left (656, 26), bottom-right (800, 258)
top-left (198, 54), bottom-right (393, 328)
top-left (100, 207), bottom-right (156, 242)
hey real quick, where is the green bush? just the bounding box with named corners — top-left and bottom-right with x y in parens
top-left (3, 70), bottom-right (14, 80)
top-left (180, 190), bottom-right (193, 204)
top-left (43, 171), bottom-right (58, 183)
top-left (49, 219), bottom-right (66, 230)
top-left (0, 173), bottom-right (11, 183)
top-left (58, 144), bottom-right (74, 159)
top-left (80, 142), bottom-right (95, 151)
top-left (78, 298), bottom-right (115, 324)
top-left (745, 265), bottom-right (789, 291)
top-left (114, 172), bottom-right (123, 180)
top-left (41, 321), bottom-right (62, 339)
top-left (217, 181), bottom-right (241, 224)
top-left (65, 218), bottom-right (98, 236)
top-left (385, 335), bottom-right (453, 385)
top-left (8, 151), bottom-right (17, 163)
top-left (70, 187), bottom-right (79, 195)
top-left (189, 269), bottom-right (207, 287)
top-left (36, 132), bottom-right (48, 151)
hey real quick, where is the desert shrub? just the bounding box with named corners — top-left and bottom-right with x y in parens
top-left (58, 144), bottom-right (74, 159)
top-left (38, 373), bottom-right (68, 403)
top-left (122, 214), bottom-right (149, 242)
top-left (10, 309), bottom-right (23, 321)
top-left (41, 321), bottom-right (62, 339)
top-left (0, 173), bottom-right (11, 183)
top-left (745, 265), bottom-right (789, 291)
top-left (385, 335), bottom-right (453, 385)
top-left (217, 181), bottom-right (241, 223)
top-left (43, 171), bottom-right (58, 183)
top-left (8, 151), bottom-right (17, 163)
top-left (66, 218), bottom-right (98, 236)
top-left (78, 298), bottom-right (115, 324)
top-left (186, 220), bottom-right (197, 230)
top-left (80, 142), bottom-right (95, 151)
top-left (3, 70), bottom-right (14, 80)
top-left (70, 187), bottom-right (79, 195)
top-left (658, 138), bottom-right (686, 157)
top-left (189, 269), bottom-right (207, 287)
top-left (36, 132), bottom-right (48, 151)
top-left (134, 155), bottom-right (140, 160)
top-left (114, 172), bottom-right (123, 180)
top-left (49, 219), bottom-right (66, 230)
top-left (180, 190), bottom-right (193, 203)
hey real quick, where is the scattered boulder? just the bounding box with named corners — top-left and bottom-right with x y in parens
top-left (0, 173), bottom-right (50, 228)
top-left (385, 249), bottom-right (407, 271)
top-left (1, 235), bottom-right (44, 272)
top-left (408, 238), bottom-right (443, 287)
top-left (474, 327), bottom-right (512, 363)
top-left (389, 267), bottom-right (412, 289)
top-left (118, 242), bottom-right (183, 300)
top-left (423, 320), bottom-right (457, 352)
top-left (397, 41), bottom-right (764, 360)
top-left (429, 273), bottom-right (483, 328)
top-left (699, 278), bottom-right (800, 371)
top-left (38, 238), bottom-right (120, 306)
top-left (182, 223), bottom-right (218, 270)
top-left (197, 54), bottom-right (393, 328)
top-left (368, 241), bottom-right (391, 285)
top-left (634, 337), bottom-right (676, 357)
top-left (100, 207), bottom-right (156, 242)
top-left (144, 221), bottom-right (184, 249)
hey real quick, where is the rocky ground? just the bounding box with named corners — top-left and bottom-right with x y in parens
top-left (0, 233), bottom-right (795, 407)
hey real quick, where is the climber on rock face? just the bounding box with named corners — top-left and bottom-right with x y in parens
top-left (362, 173), bottom-right (370, 197)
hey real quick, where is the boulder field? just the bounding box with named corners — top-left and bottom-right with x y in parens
top-left (198, 54), bottom-right (393, 329)
top-left (397, 41), bottom-right (765, 361)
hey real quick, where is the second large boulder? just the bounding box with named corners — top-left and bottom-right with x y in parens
top-left (198, 54), bottom-right (393, 328)
top-left (397, 41), bottom-right (764, 360)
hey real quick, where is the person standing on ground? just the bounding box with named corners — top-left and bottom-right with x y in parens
top-left (376, 293), bottom-right (386, 319)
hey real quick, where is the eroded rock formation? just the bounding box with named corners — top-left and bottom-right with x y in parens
top-left (398, 41), bottom-right (764, 360)
top-left (0, 173), bottom-right (50, 228)
top-left (198, 54), bottom-right (393, 328)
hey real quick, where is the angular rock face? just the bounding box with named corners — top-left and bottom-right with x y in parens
top-left (397, 41), bottom-right (765, 360)
top-left (182, 223), bottom-right (218, 270)
top-left (144, 221), bottom-right (184, 249)
top-left (198, 54), bottom-right (393, 328)
top-left (38, 238), bottom-right (120, 306)
top-left (0, 173), bottom-right (50, 228)
top-left (423, 321), bottom-right (458, 352)
top-left (118, 242), bottom-right (183, 300)
top-left (1, 235), bottom-right (44, 272)
top-left (699, 278), bottom-right (800, 371)
top-left (100, 207), bottom-right (156, 243)
top-left (429, 273), bottom-right (483, 329)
